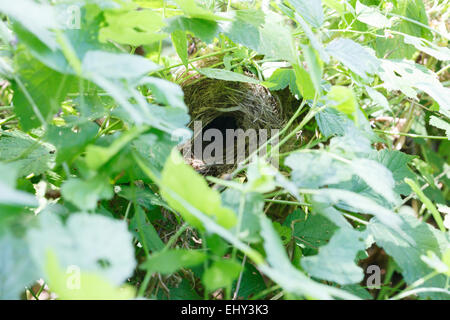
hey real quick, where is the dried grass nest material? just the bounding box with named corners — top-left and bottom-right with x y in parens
top-left (178, 68), bottom-right (289, 176)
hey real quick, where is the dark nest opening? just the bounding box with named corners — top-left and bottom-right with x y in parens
top-left (179, 76), bottom-right (289, 176)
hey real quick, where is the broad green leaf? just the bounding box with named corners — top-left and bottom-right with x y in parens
top-left (219, 10), bottom-right (297, 63)
top-left (0, 131), bottom-right (54, 177)
top-left (45, 122), bottom-right (98, 164)
top-left (429, 116), bottom-right (450, 140)
top-left (367, 150), bottom-right (415, 196)
top-left (0, 0), bottom-right (59, 50)
top-left (171, 30), bottom-right (188, 67)
top-left (326, 38), bottom-right (380, 82)
top-left (28, 212), bottom-right (136, 285)
top-left (165, 16), bottom-right (219, 43)
top-left (365, 87), bottom-right (391, 112)
top-left (85, 126), bottom-right (146, 170)
top-left (258, 215), bottom-right (358, 299)
top-left (288, 0), bottom-right (324, 28)
top-left (0, 233), bottom-right (40, 299)
top-left (375, 0), bottom-right (432, 59)
top-left (302, 44), bottom-right (323, 94)
top-left (130, 206), bottom-right (165, 253)
top-left (327, 86), bottom-right (358, 120)
top-left (403, 34), bottom-right (450, 61)
top-left (369, 212), bottom-right (450, 299)
top-left (160, 149), bottom-right (237, 230)
top-left (0, 162), bottom-right (37, 209)
top-left (141, 250), bottom-right (207, 275)
top-left (203, 260), bottom-right (242, 292)
top-left (293, 63), bottom-right (316, 99)
top-left (99, 8), bottom-right (167, 46)
top-left (174, 0), bottom-right (228, 21)
top-left (198, 68), bottom-right (260, 84)
top-left (82, 50), bottom-right (162, 80)
top-left (45, 251), bottom-right (135, 300)
top-left (265, 68), bottom-right (300, 96)
top-left (302, 229), bottom-right (366, 285)
top-left (12, 52), bottom-right (74, 130)
top-left (355, 1), bottom-right (391, 29)
top-left (350, 158), bottom-right (398, 205)
top-left (283, 209), bottom-right (339, 253)
top-left (222, 190), bottom-right (263, 243)
top-left (285, 152), bottom-right (352, 189)
top-left (379, 59), bottom-right (450, 118)
top-left (61, 175), bottom-right (114, 211)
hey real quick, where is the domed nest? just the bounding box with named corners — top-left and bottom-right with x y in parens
top-left (178, 70), bottom-right (289, 176)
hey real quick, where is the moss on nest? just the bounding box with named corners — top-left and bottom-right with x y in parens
top-left (179, 70), bottom-right (290, 176)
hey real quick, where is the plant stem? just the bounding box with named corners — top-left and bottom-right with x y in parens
top-left (374, 129), bottom-right (447, 140)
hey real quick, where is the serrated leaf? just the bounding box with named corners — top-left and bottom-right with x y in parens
top-left (327, 86), bottom-right (358, 120)
top-left (302, 228), bottom-right (366, 285)
top-left (0, 233), bottom-right (40, 299)
top-left (288, 0), bottom-right (324, 28)
top-left (28, 212), bottom-right (136, 285)
top-left (61, 175), bottom-right (113, 211)
top-left (326, 38), bottom-right (380, 82)
top-left (0, 131), bottom-right (54, 177)
top-left (355, 1), bottom-right (392, 29)
top-left (369, 212), bottom-right (450, 299)
top-left (429, 116), bottom-right (450, 139)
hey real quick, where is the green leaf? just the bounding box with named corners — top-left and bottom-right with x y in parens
top-left (302, 229), bottom-right (366, 285)
top-left (203, 260), bottom-right (242, 292)
top-left (99, 8), bottom-right (167, 46)
top-left (327, 86), bottom-right (358, 120)
top-left (0, 131), bottom-right (55, 177)
top-left (45, 122), bottom-right (98, 164)
top-left (326, 38), bottom-right (380, 82)
top-left (219, 10), bottom-right (297, 63)
top-left (265, 68), bottom-right (300, 96)
top-left (222, 190), bottom-right (263, 243)
top-left (174, 0), bottom-right (227, 21)
top-left (141, 250), bottom-right (207, 275)
top-left (258, 215), bottom-right (358, 299)
top-left (288, 0), bottom-right (324, 28)
top-left (0, 162), bottom-right (37, 210)
top-left (160, 149), bottom-right (237, 230)
top-left (379, 59), bottom-right (450, 118)
top-left (61, 175), bottom-right (114, 211)
top-left (130, 206), bottom-right (165, 253)
top-left (403, 34), bottom-right (450, 61)
top-left (171, 30), bottom-right (188, 67)
top-left (355, 1), bottom-right (391, 29)
top-left (198, 68), bottom-right (260, 84)
top-left (82, 50), bottom-right (162, 80)
top-left (0, 0), bottom-right (59, 50)
top-left (45, 250), bottom-right (136, 300)
top-left (430, 116), bottom-right (450, 140)
top-left (165, 16), bottom-right (219, 43)
top-left (367, 150), bottom-right (415, 196)
top-left (0, 233), bottom-right (40, 299)
top-left (28, 212), bottom-right (136, 285)
top-left (12, 52), bottom-right (74, 130)
top-left (285, 152), bottom-right (352, 189)
top-left (369, 212), bottom-right (450, 299)
top-left (293, 63), bottom-right (316, 99)
top-left (283, 209), bottom-right (339, 253)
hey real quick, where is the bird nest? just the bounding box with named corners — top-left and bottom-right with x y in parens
top-left (178, 69), bottom-right (288, 176)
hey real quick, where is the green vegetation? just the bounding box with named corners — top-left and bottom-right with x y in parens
top-left (0, 0), bottom-right (449, 300)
